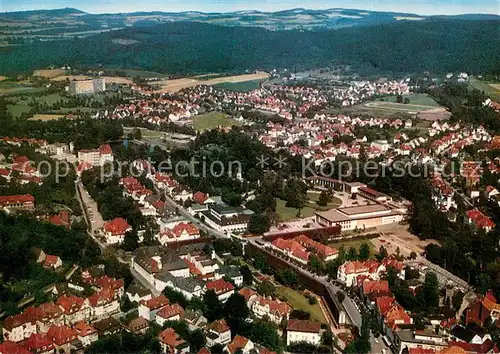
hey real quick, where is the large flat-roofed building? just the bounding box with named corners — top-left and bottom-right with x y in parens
top-left (315, 203), bottom-right (404, 231)
top-left (69, 78), bottom-right (106, 95)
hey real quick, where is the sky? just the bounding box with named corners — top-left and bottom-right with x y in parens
top-left (1, 0), bottom-right (499, 15)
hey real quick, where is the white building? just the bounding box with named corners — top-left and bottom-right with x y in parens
top-left (286, 319), bottom-right (321, 346)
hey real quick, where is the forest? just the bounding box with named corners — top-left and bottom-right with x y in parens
top-left (0, 19), bottom-right (499, 75)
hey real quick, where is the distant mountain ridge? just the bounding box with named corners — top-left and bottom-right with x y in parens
top-left (1, 19), bottom-right (499, 75)
top-left (1, 7), bottom-right (498, 30)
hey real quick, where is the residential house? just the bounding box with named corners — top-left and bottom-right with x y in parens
top-left (206, 319), bottom-right (231, 347)
top-left (214, 265), bottom-right (243, 287)
top-left (158, 328), bottom-right (190, 354)
top-left (155, 304), bottom-right (185, 327)
top-left (226, 335), bottom-right (254, 354)
top-left (73, 322), bottom-right (98, 347)
top-left (182, 310), bottom-right (207, 331)
top-left (138, 295), bottom-right (170, 322)
top-left (87, 288), bottom-right (120, 321)
top-left (126, 283), bottom-right (152, 304)
top-left (24, 333), bottom-right (55, 354)
top-left (46, 325), bottom-right (78, 354)
top-left (0, 340), bottom-right (32, 354)
top-left (102, 218), bottom-right (132, 244)
top-left (56, 295), bottom-right (91, 326)
top-left (286, 319), bottom-right (321, 346)
top-left (205, 279), bottom-right (235, 303)
top-left (252, 296), bottom-right (291, 324)
top-left (92, 317), bottom-right (121, 336)
top-left (125, 317), bottom-right (150, 335)
top-left (2, 313), bottom-right (37, 343)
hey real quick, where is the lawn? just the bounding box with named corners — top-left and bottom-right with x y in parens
top-left (7, 103), bottom-right (31, 118)
top-left (469, 77), bottom-right (500, 101)
top-left (328, 238), bottom-right (376, 255)
top-left (213, 79), bottom-right (264, 92)
top-left (0, 81), bottom-right (46, 95)
top-left (307, 191), bottom-right (343, 210)
top-left (28, 114), bottom-right (65, 121)
top-left (193, 112), bottom-right (243, 131)
top-left (275, 199), bottom-right (317, 221)
top-left (376, 93), bottom-right (440, 107)
top-left (276, 286), bottom-right (327, 324)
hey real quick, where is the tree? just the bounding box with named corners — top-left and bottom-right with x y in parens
top-left (321, 330), bottom-right (334, 348)
top-left (308, 296), bottom-right (318, 305)
top-left (203, 290), bottom-right (223, 322)
top-left (210, 343), bottom-right (226, 354)
top-left (376, 245), bottom-right (388, 261)
top-left (404, 266), bottom-right (421, 281)
top-left (409, 251), bottom-right (418, 260)
top-left (122, 229), bottom-right (139, 251)
top-left (317, 190), bottom-right (332, 207)
top-left (403, 97), bottom-right (411, 104)
top-left (346, 247), bottom-right (358, 261)
top-left (336, 290), bottom-right (345, 303)
top-left (254, 253), bottom-right (268, 273)
top-left (309, 255), bottom-right (323, 274)
top-left (224, 293), bottom-right (249, 330)
top-left (421, 272), bottom-right (439, 311)
top-left (277, 269), bottom-right (298, 288)
top-left (248, 213), bottom-right (271, 234)
top-left (240, 265), bottom-right (253, 285)
top-left (290, 309), bottom-right (311, 320)
top-left (358, 243), bottom-right (370, 261)
top-left (188, 329), bottom-right (206, 352)
top-left (257, 281), bottom-right (276, 297)
top-left (452, 291), bottom-right (464, 312)
top-left (396, 95), bottom-right (403, 103)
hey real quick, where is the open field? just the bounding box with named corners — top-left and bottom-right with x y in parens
top-left (0, 76), bottom-right (8, 81)
top-left (7, 103), bottom-right (31, 118)
top-left (213, 79), bottom-right (264, 92)
top-left (34, 69), bottom-right (66, 78)
top-left (469, 77), bottom-right (500, 101)
top-left (307, 191), bottom-right (343, 209)
top-left (328, 238), bottom-right (376, 255)
top-left (0, 81), bottom-right (46, 95)
top-left (193, 112), bottom-right (243, 131)
top-left (49, 74), bottom-right (134, 85)
top-left (376, 93), bottom-right (440, 107)
top-left (153, 72), bottom-right (270, 92)
top-left (365, 101), bottom-right (438, 113)
top-left (276, 199), bottom-right (317, 221)
top-left (28, 114), bottom-right (65, 121)
top-left (276, 286), bottom-right (327, 324)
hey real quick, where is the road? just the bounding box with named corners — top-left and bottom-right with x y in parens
top-left (151, 182), bottom-right (229, 239)
top-left (247, 239), bottom-right (363, 328)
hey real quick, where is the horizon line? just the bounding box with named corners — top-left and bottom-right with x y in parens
top-left (1, 6), bottom-right (499, 17)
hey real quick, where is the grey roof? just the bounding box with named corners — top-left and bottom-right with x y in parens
top-left (215, 265), bottom-right (241, 279)
top-left (126, 282), bottom-right (151, 297)
top-left (156, 271), bottom-right (206, 292)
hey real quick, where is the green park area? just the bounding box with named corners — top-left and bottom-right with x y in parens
top-left (376, 93), bottom-right (440, 107)
top-left (213, 79), bottom-right (264, 92)
top-left (275, 192), bottom-right (342, 221)
top-left (193, 112), bottom-right (243, 131)
top-left (469, 77), bottom-right (500, 101)
top-left (328, 238), bottom-right (376, 256)
top-left (276, 286), bottom-right (327, 324)
top-left (0, 81), bottom-right (46, 95)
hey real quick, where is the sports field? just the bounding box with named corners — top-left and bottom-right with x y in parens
top-left (154, 72), bottom-right (270, 93)
top-left (193, 112), bottom-right (243, 131)
top-left (469, 77), bottom-right (500, 101)
top-left (213, 79), bottom-right (264, 92)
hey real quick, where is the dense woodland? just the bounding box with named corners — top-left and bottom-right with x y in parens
top-left (0, 20), bottom-right (499, 75)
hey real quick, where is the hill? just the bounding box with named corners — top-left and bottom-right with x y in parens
top-left (0, 20), bottom-right (498, 76)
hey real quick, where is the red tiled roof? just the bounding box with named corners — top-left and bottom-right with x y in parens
top-left (104, 217), bottom-right (131, 235)
top-left (286, 319), bottom-right (321, 333)
top-left (293, 234), bottom-right (338, 258)
top-left (193, 191), bottom-right (208, 204)
top-left (238, 288), bottom-right (257, 301)
top-left (256, 296), bottom-right (291, 317)
top-left (156, 303), bottom-right (184, 320)
top-left (43, 255), bottom-right (61, 268)
top-left (209, 319), bottom-right (230, 333)
top-left (384, 303), bottom-right (412, 330)
top-left (0, 194), bottom-right (35, 206)
top-left (409, 348), bottom-right (436, 354)
top-left (363, 280), bottom-right (390, 295)
top-left (47, 325), bottom-right (78, 346)
top-left (172, 222), bottom-right (199, 237)
top-left (0, 341), bottom-right (32, 354)
top-left (376, 296), bottom-right (396, 315)
top-left (56, 294), bottom-right (85, 314)
top-left (448, 339), bottom-right (499, 354)
top-left (99, 144), bottom-right (112, 155)
top-left (158, 328), bottom-right (185, 349)
top-left (25, 333), bottom-right (54, 351)
top-left (227, 335), bottom-right (249, 354)
top-left (466, 209), bottom-right (496, 229)
top-left (206, 279), bottom-right (234, 295)
top-left (139, 295), bottom-right (169, 310)
top-left (73, 321), bottom-right (97, 337)
top-left (271, 238), bottom-right (310, 261)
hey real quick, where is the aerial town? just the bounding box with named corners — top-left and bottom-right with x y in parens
top-left (0, 2), bottom-right (499, 354)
